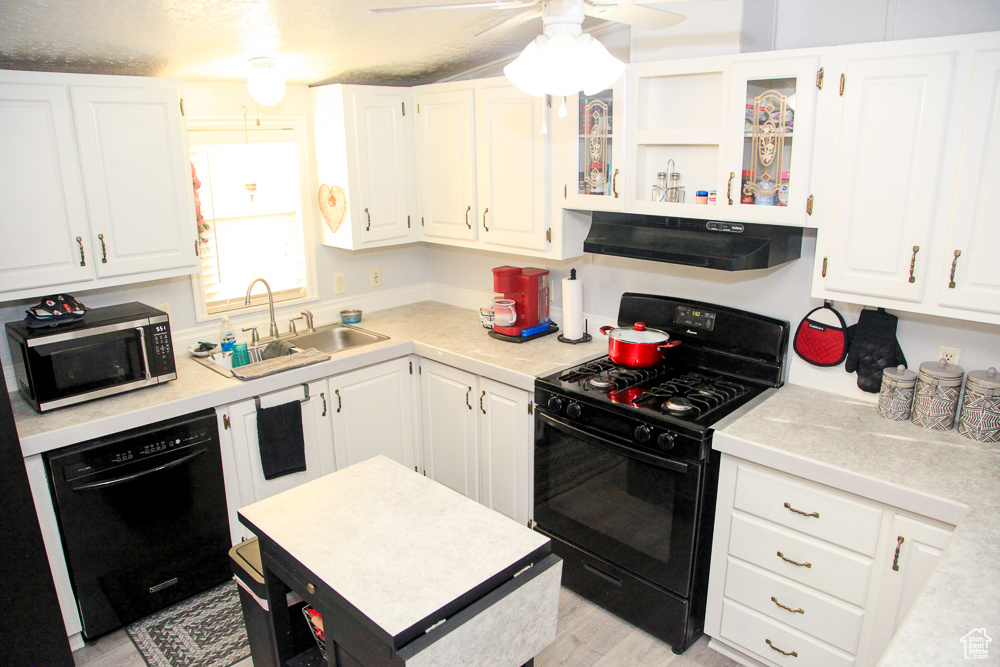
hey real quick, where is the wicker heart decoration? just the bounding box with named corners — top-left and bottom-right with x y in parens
top-left (318, 184), bottom-right (346, 234)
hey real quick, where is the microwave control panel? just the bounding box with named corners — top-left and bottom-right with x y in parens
top-left (147, 321), bottom-right (176, 378)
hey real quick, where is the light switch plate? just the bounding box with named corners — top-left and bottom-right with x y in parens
top-left (334, 273), bottom-right (346, 294)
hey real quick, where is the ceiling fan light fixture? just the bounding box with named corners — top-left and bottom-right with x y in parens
top-left (247, 57), bottom-right (286, 107)
top-left (504, 32), bottom-right (625, 98)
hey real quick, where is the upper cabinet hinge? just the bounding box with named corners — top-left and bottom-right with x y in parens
top-left (806, 194), bottom-right (814, 216)
top-left (417, 103), bottom-right (420, 113)
top-left (223, 414), bottom-right (230, 430)
top-left (195, 240), bottom-right (199, 257)
top-left (546, 228), bottom-right (552, 243)
top-left (409, 361), bottom-right (413, 374)
top-left (816, 67), bottom-right (824, 90)
top-left (822, 257), bottom-right (828, 277)
top-left (179, 98), bottom-right (185, 116)
top-left (528, 402), bottom-right (533, 415)
top-left (839, 73), bottom-right (846, 96)
top-left (402, 102), bottom-right (406, 116)
top-left (563, 184), bottom-right (567, 199)
top-left (407, 215), bottom-right (411, 229)
top-left (421, 217), bottom-right (425, 227)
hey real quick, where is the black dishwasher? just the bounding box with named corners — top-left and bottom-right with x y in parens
top-left (45, 408), bottom-right (232, 639)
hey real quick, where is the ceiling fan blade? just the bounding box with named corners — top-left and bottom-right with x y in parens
top-left (372, 0), bottom-right (536, 13)
top-left (584, 2), bottom-right (687, 30)
top-left (475, 7), bottom-right (543, 37)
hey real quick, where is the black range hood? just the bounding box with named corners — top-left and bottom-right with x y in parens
top-left (583, 212), bottom-right (803, 271)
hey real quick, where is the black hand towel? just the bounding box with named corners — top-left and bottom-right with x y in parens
top-left (256, 400), bottom-right (307, 480)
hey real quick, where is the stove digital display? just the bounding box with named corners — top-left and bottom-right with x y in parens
top-left (674, 306), bottom-right (716, 331)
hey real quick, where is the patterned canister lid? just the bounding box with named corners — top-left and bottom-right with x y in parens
top-left (966, 367), bottom-right (1000, 393)
top-left (918, 358), bottom-right (965, 381)
top-left (883, 364), bottom-right (917, 385)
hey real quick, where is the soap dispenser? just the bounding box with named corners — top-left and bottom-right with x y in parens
top-left (219, 315), bottom-right (236, 353)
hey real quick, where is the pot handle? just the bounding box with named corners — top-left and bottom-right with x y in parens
top-left (599, 326), bottom-right (614, 336)
top-left (659, 340), bottom-right (682, 350)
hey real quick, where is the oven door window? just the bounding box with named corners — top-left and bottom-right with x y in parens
top-left (27, 330), bottom-right (145, 403)
top-left (534, 416), bottom-right (702, 596)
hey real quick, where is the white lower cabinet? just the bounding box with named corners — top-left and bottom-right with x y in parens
top-left (706, 455), bottom-right (953, 667)
top-left (418, 359), bottom-right (533, 525)
top-left (328, 357), bottom-right (419, 471)
top-left (217, 381), bottom-right (334, 543)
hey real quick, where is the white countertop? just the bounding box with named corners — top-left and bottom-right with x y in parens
top-left (715, 384), bottom-right (1000, 666)
top-left (238, 455), bottom-right (551, 639)
top-left (13, 301), bottom-right (606, 456)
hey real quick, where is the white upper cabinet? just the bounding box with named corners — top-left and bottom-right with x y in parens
top-left (935, 46), bottom-right (1000, 318)
top-left (311, 84), bottom-right (418, 250)
top-left (721, 55), bottom-right (821, 225)
top-left (414, 87), bottom-right (477, 242)
top-left (0, 71), bottom-right (198, 300)
top-left (812, 33), bottom-right (1000, 325)
top-left (562, 79), bottom-right (626, 212)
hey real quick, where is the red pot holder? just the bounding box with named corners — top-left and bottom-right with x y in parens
top-left (793, 302), bottom-right (848, 367)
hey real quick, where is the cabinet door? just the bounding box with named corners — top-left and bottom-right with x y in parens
top-left (414, 87), bottom-right (477, 241)
top-left (71, 85), bottom-right (198, 278)
top-left (564, 80), bottom-right (626, 212)
top-left (225, 381), bottom-right (332, 505)
top-left (478, 377), bottom-right (532, 525)
top-left (475, 82), bottom-right (548, 251)
top-left (350, 89), bottom-right (417, 245)
top-left (0, 82), bottom-right (94, 292)
top-left (723, 55), bottom-right (820, 225)
top-left (419, 359), bottom-right (479, 500)
top-left (867, 514), bottom-right (952, 662)
top-left (330, 358), bottom-right (418, 470)
top-left (820, 51), bottom-right (956, 302)
top-left (936, 47), bottom-right (1000, 317)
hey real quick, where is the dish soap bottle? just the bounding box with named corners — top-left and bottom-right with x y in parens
top-left (219, 315), bottom-right (236, 353)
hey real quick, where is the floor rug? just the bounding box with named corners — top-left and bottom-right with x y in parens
top-left (125, 580), bottom-right (251, 667)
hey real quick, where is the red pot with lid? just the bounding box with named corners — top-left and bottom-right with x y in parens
top-left (599, 322), bottom-right (681, 368)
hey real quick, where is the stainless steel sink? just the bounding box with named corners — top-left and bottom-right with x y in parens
top-left (289, 323), bottom-right (389, 354)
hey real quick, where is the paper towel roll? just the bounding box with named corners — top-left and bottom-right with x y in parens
top-left (562, 272), bottom-right (584, 340)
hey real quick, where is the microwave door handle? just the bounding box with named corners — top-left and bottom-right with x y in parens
top-left (71, 448), bottom-right (207, 491)
top-left (136, 327), bottom-right (152, 381)
top-left (538, 411), bottom-right (689, 475)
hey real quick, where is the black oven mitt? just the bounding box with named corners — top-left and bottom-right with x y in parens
top-left (844, 307), bottom-right (907, 393)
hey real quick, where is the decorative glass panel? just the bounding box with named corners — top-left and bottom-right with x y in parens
top-left (578, 90), bottom-right (613, 196)
top-left (743, 77), bottom-right (795, 207)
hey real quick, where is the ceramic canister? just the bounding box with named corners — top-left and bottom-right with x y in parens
top-left (877, 364), bottom-right (917, 421)
top-left (958, 367), bottom-right (1000, 443)
top-left (911, 359), bottom-right (966, 431)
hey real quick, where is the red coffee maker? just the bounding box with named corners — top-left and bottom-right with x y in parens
top-left (492, 266), bottom-right (550, 337)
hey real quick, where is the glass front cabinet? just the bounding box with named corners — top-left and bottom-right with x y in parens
top-left (563, 79), bottom-right (625, 212)
top-left (721, 56), bottom-right (821, 226)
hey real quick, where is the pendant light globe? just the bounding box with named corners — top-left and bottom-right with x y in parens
top-left (247, 57), bottom-right (286, 107)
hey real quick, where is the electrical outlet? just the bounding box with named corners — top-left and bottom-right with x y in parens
top-left (370, 266), bottom-right (382, 288)
top-left (938, 345), bottom-right (961, 366)
top-left (334, 272), bottom-right (346, 294)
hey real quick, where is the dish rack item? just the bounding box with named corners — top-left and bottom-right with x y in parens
top-left (302, 606), bottom-right (326, 659)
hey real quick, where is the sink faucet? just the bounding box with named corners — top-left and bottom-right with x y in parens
top-left (245, 278), bottom-right (280, 340)
top-left (300, 309), bottom-right (315, 333)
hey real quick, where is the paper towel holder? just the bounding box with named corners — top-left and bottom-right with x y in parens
top-left (557, 325), bottom-right (592, 344)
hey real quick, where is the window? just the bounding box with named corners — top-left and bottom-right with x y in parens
top-left (188, 128), bottom-right (312, 316)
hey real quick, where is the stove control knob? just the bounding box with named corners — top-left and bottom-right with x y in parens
top-left (634, 424), bottom-right (652, 443)
top-left (567, 402), bottom-right (583, 419)
top-left (657, 432), bottom-right (676, 451)
top-left (546, 396), bottom-right (564, 412)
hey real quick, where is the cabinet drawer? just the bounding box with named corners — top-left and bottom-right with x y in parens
top-left (720, 599), bottom-right (855, 667)
top-left (724, 558), bottom-right (864, 654)
top-left (729, 514), bottom-right (872, 606)
top-left (734, 463), bottom-right (883, 556)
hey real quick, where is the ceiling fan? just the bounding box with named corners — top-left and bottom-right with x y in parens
top-left (371, 0), bottom-right (689, 38)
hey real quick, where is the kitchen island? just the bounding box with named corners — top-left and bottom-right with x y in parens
top-left (238, 455), bottom-right (561, 667)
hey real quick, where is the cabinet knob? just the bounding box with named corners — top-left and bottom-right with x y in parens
top-left (306, 582), bottom-right (315, 595)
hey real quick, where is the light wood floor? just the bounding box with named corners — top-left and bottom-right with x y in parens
top-left (72, 587), bottom-right (740, 667)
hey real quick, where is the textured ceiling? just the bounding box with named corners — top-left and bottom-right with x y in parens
top-left (0, 0), bottom-right (599, 86)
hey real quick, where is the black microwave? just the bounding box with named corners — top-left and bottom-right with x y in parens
top-left (5, 302), bottom-right (176, 412)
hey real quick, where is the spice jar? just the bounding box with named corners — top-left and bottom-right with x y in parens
top-left (911, 358), bottom-right (966, 431)
top-left (740, 171), bottom-right (754, 204)
top-left (958, 367), bottom-right (1000, 443)
top-left (877, 364), bottom-right (917, 421)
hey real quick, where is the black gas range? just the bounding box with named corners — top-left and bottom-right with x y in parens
top-left (533, 293), bottom-right (789, 654)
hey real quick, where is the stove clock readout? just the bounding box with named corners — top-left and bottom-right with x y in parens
top-left (675, 306), bottom-right (716, 331)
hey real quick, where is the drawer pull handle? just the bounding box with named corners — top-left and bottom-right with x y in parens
top-left (777, 551), bottom-right (811, 568)
top-left (784, 502), bottom-right (819, 518)
top-left (766, 638), bottom-right (798, 657)
top-left (892, 535), bottom-right (904, 571)
top-left (771, 596), bottom-right (804, 614)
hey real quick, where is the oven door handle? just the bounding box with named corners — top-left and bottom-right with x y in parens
top-left (71, 448), bottom-right (207, 491)
top-left (538, 412), bottom-right (690, 474)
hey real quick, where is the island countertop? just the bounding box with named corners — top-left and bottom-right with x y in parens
top-left (714, 383), bottom-right (999, 666)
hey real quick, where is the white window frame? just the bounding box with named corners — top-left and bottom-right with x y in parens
top-left (186, 117), bottom-right (318, 323)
